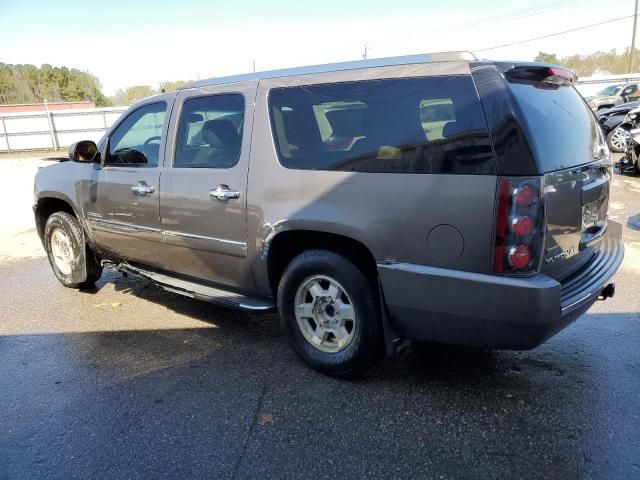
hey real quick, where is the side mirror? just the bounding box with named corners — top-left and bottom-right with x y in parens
top-left (69, 140), bottom-right (99, 162)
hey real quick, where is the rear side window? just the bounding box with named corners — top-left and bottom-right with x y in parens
top-left (508, 81), bottom-right (599, 172)
top-left (174, 94), bottom-right (245, 168)
top-left (268, 76), bottom-right (494, 174)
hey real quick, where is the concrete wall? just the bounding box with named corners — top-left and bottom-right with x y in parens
top-left (0, 106), bottom-right (128, 152)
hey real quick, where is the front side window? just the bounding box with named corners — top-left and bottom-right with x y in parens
top-left (107, 102), bottom-right (166, 166)
top-left (268, 77), bottom-right (493, 174)
top-left (597, 85), bottom-right (622, 96)
top-left (174, 94), bottom-right (245, 168)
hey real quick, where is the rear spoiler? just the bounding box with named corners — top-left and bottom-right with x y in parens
top-left (494, 62), bottom-right (577, 85)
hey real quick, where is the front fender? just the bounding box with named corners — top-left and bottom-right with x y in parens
top-left (34, 161), bottom-right (91, 238)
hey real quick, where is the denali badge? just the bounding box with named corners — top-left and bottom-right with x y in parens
top-left (545, 246), bottom-right (577, 265)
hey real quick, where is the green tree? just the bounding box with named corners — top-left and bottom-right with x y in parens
top-left (532, 49), bottom-right (640, 77)
top-left (534, 52), bottom-right (559, 64)
top-left (0, 62), bottom-right (110, 105)
top-left (111, 85), bottom-right (157, 106)
top-left (159, 80), bottom-right (187, 92)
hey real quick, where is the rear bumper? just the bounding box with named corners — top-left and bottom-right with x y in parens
top-left (378, 220), bottom-right (624, 349)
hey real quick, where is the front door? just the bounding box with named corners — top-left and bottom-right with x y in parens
top-left (160, 84), bottom-right (256, 290)
top-left (86, 99), bottom-right (172, 269)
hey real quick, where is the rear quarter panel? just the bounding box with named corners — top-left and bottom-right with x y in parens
top-left (247, 65), bottom-right (498, 296)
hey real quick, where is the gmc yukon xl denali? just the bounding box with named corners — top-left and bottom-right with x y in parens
top-left (34, 52), bottom-right (624, 375)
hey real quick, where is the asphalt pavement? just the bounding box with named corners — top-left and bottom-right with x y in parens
top-left (1, 158), bottom-right (639, 479)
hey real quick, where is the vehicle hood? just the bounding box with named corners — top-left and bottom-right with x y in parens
top-left (587, 95), bottom-right (617, 105)
top-left (597, 101), bottom-right (640, 118)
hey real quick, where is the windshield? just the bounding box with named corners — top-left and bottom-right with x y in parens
top-left (596, 85), bottom-right (623, 96)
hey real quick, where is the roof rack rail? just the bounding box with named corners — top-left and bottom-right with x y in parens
top-left (180, 51), bottom-right (477, 90)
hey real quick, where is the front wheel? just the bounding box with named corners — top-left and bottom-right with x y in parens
top-left (277, 250), bottom-right (382, 376)
top-left (607, 127), bottom-right (628, 153)
top-left (44, 212), bottom-right (102, 288)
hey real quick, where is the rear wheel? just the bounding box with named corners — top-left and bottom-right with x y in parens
top-left (44, 212), bottom-right (102, 288)
top-left (277, 250), bottom-right (381, 376)
top-left (607, 127), bottom-right (628, 153)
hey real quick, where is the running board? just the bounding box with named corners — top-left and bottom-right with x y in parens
top-left (117, 264), bottom-right (276, 311)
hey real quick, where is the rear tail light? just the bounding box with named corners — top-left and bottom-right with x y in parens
top-left (511, 216), bottom-right (534, 236)
top-left (513, 185), bottom-right (535, 207)
top-left (493, 177), bottom-right (545, 274)
top-left (508, 244), bottom-right (531, 269)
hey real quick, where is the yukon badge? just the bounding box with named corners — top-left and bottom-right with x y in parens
top-left (545, 246), bottom-right (577, 265)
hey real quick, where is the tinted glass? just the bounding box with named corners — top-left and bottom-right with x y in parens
top-left (268, 77), bottom-right (494, 174)
top-left (597, 85), bottom-right (622, 96)
top-left (174, 94), bottom-right (245, 168)
top-left (107, 102), bottom-right (166, 166)
top-left (509, 81), bottom-right (599, 172)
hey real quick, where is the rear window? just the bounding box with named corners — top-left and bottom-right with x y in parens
top-left (509, 81), bottom-right (599, 172)
top-left (268, 77), bottom-right (494, 174)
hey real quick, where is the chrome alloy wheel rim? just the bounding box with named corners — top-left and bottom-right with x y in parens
top-left (50, 228), bottom-right (74, 276)
top-left (294, 275), bottom-right (356, 353)
top-left (610, 128), bottom-right (628, 151)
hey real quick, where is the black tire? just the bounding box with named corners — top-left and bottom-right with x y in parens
top-left (277, 249), bottom-right (381, 376)
top-left (607, 128), bottom-right (627, 153)
top-left (44, 211), bottom-right (102, 288)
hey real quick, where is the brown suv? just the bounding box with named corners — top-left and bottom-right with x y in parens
top-left (34, 52), bottom-right (623, 375)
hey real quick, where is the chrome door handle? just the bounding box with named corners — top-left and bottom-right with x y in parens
top-left (131, 182), bottom-right (156, 196)
top-left (209, 185), bottom-right (240, 201)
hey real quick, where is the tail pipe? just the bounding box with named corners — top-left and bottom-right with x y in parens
top-left (598, 283), bottom-right (616, 301)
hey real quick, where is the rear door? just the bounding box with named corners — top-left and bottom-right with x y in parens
top-left (159, 83), bottom-right (257, 290)
top-left (86, 99), bottom-right (172, 269)
top-left (507, 74), bottom-right (612, 280)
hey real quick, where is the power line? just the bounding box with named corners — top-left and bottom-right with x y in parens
top-left (441, 0), bottom-right (593, 33)
top-left (476, 15), bottom-right (635, 52)
top-left (365, 0), bottom-right (627, 56)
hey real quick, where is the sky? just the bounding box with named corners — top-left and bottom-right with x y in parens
top-left (0, 0), bottom-right (638, 95)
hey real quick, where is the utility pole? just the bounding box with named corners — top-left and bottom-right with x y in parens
top-left (629, 0), bottom-right (638, 73)
top-left (363, 43), bottom-right (369, 60)
top-left (253, 59), bottom-right (256, 73)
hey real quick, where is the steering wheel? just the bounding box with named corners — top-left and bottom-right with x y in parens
top-left (144, 136), bottom-right (161, 145)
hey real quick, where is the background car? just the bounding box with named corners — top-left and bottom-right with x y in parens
top-left (586, 82), bottom-right (640, 110)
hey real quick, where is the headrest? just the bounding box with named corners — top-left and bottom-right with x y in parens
top-left (442, 121), bottom-right (458, 139)
top-left (201, 119), bottom-right (240, 149)
top-left (325, 109), bottom-right (364, 138)
top-left (281, 111), bottom-right (306, 145)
